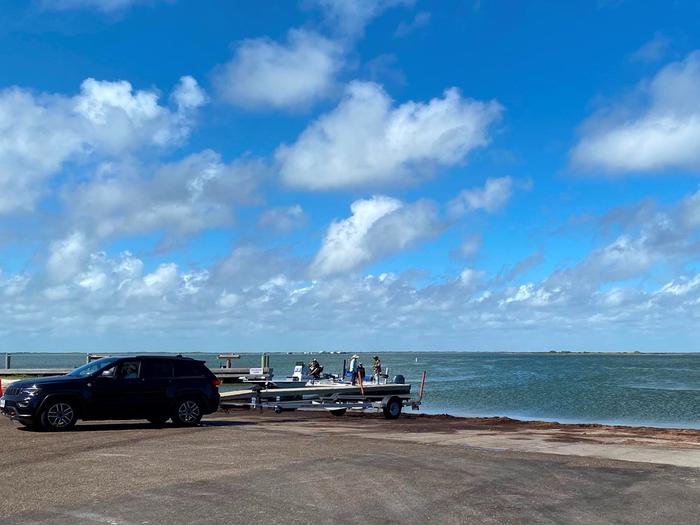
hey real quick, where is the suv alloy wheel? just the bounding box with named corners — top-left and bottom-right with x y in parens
top-left (172, 398), bottom-right (202, 426)
top-left (40, 399), bottom-right (78, 431)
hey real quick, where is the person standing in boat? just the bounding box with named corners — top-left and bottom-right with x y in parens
top-left (308, 358), bottom-right (323, 379)
top-left (356, 362), bottom-right (366, 395)
top-left (372, 355), bottom-right (382, 382)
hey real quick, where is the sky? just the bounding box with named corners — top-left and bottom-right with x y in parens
top-left (1, 0), bottom-right (700, 352)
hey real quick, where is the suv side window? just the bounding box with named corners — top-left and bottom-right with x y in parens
top-left (173, 360), bottom-right (206, 378)
top-left (141, 359), bottom-right (173, 379)
top-left (118, 361), bottom-right (140, 379)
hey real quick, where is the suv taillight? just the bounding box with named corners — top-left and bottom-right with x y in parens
top-left (211, 378), bottom-right (222, 386)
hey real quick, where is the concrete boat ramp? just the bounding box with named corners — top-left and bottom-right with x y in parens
top-left (252, 412), bottom-right (700, 469)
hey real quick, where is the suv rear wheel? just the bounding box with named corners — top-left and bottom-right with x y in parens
top-left (40, 399), bottom-right (78, 431)
top-left (172, 398), bottom-right (203, 426)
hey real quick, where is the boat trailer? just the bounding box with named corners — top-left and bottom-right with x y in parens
top-left (222, 370), bottom-right (427, 420)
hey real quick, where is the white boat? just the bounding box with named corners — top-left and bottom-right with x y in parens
top-left (225, 357), bottom-right (414, 404)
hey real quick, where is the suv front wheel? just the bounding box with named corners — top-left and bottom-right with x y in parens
top-left (172, 398), bottom-right (203, 426)
top-left (40, 399), bottom-right (78, 431)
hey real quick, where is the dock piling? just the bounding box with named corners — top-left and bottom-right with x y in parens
top-left (218, 354), bottom-right (241, 369)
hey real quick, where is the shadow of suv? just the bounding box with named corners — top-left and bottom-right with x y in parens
top-left (0, 356), bottom-right (220, 431)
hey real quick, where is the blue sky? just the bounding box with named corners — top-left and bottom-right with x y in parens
top-left (1, 0), bottom-right (700, 352)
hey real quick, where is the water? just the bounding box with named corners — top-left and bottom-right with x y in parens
top-left (4, 352), bottom-right (700, 428)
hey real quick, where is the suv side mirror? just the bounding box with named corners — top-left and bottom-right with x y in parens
top-left (98, 367), bottom-right (117, 378)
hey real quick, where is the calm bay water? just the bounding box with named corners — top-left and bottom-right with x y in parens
top-left (5, 352), bottom-right (700, 428)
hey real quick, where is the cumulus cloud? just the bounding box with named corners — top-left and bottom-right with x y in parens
top-left (0, 76), bottom-right (206, 214)
top-left (448, 176), bottom-right (513, 217)
top-left (572, 51), bottom-right (700, 173)
top-left (62, 150), bottom-right (264, 239)
top-left (213, 29), bottom-right (342, 111)
top-left (5, 189), bottom-right (700, 348)
top-left (310, 196), bottom-right (440, 277)
top-left (277, 81), bottom-right (502, 190)
top-left (46, 232), bottom-right (90, 284)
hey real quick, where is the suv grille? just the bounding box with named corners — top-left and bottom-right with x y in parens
top-left (5, 385), bottom-right (22, 396)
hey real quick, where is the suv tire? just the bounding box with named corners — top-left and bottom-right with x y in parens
top-left (40, 399), bottom-right (78, 431)
top-left (172, 398), bottom-right (203, 427)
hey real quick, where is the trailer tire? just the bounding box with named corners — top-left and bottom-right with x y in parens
top-left (382, 397), bottom-right (402, 420)
top-left (329, 408), bottom-right (347, 417)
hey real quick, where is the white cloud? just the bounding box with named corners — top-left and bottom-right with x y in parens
top-left (171, 75), bottom-right (208, 112)
top-left (310, 196), bottom-right (439, 277)
top-left (62, 149), bottom-right (263, 239)
top-left (2, 275), bottom-right (30, 297)
top-left (277, 81), bottom-right (502, 190)
top-left (580, 235), bottom-right (656, 282)
top-left (3, 210), bottom-right (700, 348)
top-left (312, 196), bottom-right (401, 277)
top-left (454, 235), bottom-right (481, 259)
top-left (448, 176), bottom-right (513, 217)
top-left (572, 51), bottom-right (700, 173)
top-left (213, 29), bottom-right (342, 111)
top-left (127, 263), bottom-right (179, 298)
top-left (458, 267), bottom-right (483, 288)
top-left (46, 232), bottom-right (90, 283)
top-left (309, 0), bottom-right (414, 38)
top-left (259, 205), bottom-right (307, 232)
top-left (0, 76), bottom-right (206, 214)
top-left (681, 187), bottom-right (700, 228)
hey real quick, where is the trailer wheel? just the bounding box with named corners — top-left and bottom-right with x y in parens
top-left (382, 397), bottom-right (402, 420)
top-left (329, 408), bottom-right (347, 417)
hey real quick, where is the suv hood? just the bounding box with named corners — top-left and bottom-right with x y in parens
top-left (10, 374), bottom-right (78, 388)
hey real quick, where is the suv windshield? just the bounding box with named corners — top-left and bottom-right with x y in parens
top-left (68, 357), bottom-right (120, 377)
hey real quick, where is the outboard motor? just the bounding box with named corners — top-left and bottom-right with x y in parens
top-left (291, 361), bottom-right (307, 381)
top-left (393, 374), bottom-right (405, 385)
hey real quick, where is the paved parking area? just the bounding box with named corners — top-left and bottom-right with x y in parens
top-left (0, 412), bottom-right (698, 524)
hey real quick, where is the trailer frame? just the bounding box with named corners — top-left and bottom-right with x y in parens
top-left (247, 393), bottom-right (418, 418)
top-left (223, 370), bottom-right (427, 419)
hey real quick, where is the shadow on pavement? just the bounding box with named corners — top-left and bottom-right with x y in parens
top-left (17, 420), bottom-right (256, 432)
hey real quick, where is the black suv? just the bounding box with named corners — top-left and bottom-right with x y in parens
top-left (0, 356), bottom-right (220, 431)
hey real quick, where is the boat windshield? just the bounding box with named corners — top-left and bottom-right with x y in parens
top-left (68, 357), bottom-right (120, 377)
